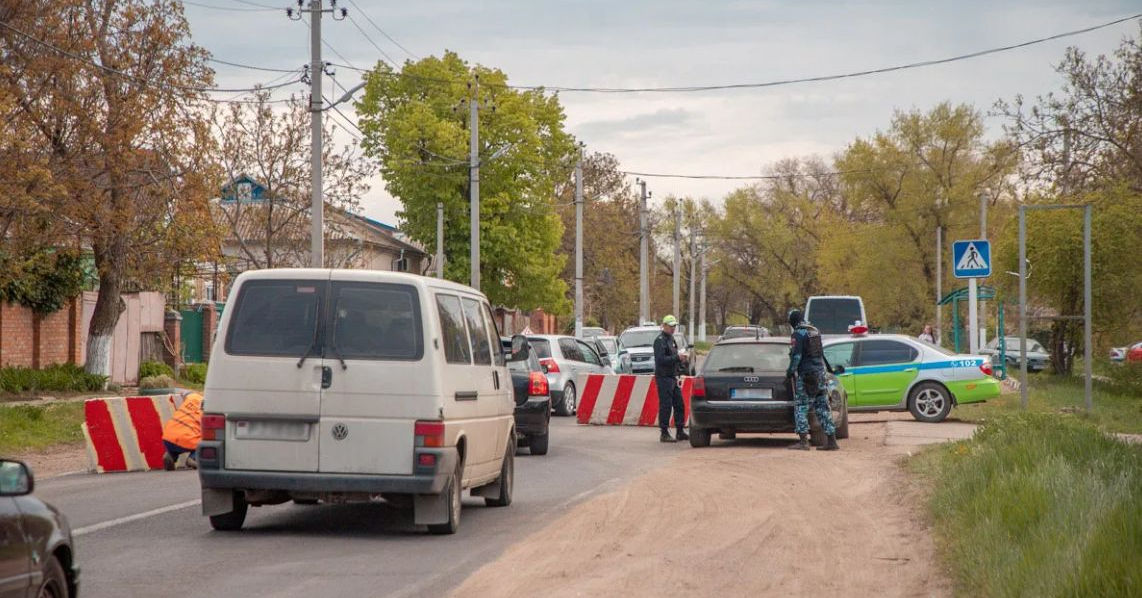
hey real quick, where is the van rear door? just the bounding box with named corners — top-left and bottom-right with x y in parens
top-left (211, 275), bottom-right (329, 472)
top-left (317, 279), bottom-right (434, 476)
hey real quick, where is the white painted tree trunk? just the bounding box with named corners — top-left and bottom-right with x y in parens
top-left (85, 331), bottom-right (113, 385)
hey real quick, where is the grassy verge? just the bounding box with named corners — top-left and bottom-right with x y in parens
top-left (909, 413), bottom-right (1141, 597)
top-left (0, 402), bottom-right (86, 455)
top-left (954, 372), bottom-right (1142, 435)
top-left (0, 363), bottom-right (107, 400)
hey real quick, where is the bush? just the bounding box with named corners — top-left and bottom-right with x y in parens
top-left (138, 360), bottom-right (174, 380)
top-left (1104, 361), bottom-right (1142, 396)
top-left (138, 374), bottom-right (176, 390)
top-left (0, 363), bottom-right (107, 394)
top-left (181, 363), bottom-right (207, 385)
top-left (917, 413), bottom-right (1141, 597)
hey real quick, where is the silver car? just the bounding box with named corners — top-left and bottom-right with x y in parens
top-left (616, 325), bottom-right (695, 376)
top-left (528, 335), bottom-right (612, 416)
top-left (981, 336), bottom-right (1051, 372)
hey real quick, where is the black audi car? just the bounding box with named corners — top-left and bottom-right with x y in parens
top-left (688, 337), bottom-right (849, 448)
top-left (502, 338), bottom-right (552, 455)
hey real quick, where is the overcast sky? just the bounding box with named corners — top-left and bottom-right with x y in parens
top-left (186, 0), bottom-right (1140, 225)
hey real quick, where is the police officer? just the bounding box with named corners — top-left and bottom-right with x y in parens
top-left (785, 309), bottom-right (839, 451)
top-left (654, 315), bottom-right (689, 443)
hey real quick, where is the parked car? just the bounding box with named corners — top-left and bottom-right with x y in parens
top-left (528, 334), bottom-right (613, 416)
top-left (804, 295), bottom-right (867, 336)
top-left (0, 459), bottom-right (79, 597)
top-left (594, 335), bottom-right (621, 373)
top-left (616, 325), bottom-right (695, 376)
top-left (689, 338), bottom-right (849, 448)
top-left (981, 336), bottom-right (1050, 372)
top-left (580, 326), bottom-right (607, 339)
top-left (502, 338), bottom-right (552, 455)
top-left (716, 325), bottom-right (770, 343)
top-left (823, 332), bottom-right (1000, 423)
top-left (198, 269), bottom-right (520, 535)
top-left (1128, 342), bottom-right (1142, 363)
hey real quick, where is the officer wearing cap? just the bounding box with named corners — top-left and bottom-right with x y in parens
top-left (786, 308), bottom-right (839, 451)
top-left (654, 315), bottom-right (689, 443)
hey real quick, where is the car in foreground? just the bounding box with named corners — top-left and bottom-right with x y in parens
top-left (716, 325), bottom-right (770, 343)
top-left (823, 333), bottom-right (1000, 423)
top-left (0, 459), bottom-right (79, 598)
top-left (981, 336), bottom-right (1050, 372)
top-left (616, 325), bottom-right (695, 376)
top-left (528, 334), bottom-right (612, 416)
top-left (503, 338), bottom-right (552, 455)
top-left (689, 338), bottom-right (849, 447)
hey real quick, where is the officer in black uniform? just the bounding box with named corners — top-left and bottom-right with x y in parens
top-left (654, 315), bottom-right (689, 443)
top-left (786, 308), bottom-right (839, 451)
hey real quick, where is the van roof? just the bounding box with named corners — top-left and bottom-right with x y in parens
top-left (235, 268), bottom-right (486, 298)
top-left (806, 295), bottom-right (864, 300)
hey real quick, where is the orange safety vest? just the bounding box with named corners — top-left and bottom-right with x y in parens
top-left (162, 392), bottom-right (203, 450)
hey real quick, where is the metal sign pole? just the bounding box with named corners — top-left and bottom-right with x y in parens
top-left (1083, 205), bottom-right (1092, 411)
top-left (1019, 207), bottom-right (1028, 408)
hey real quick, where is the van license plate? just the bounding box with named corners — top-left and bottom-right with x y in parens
top-left (234, 420), bottom-right (310, 441)
top-left (731, 388), bottom-right (772, 399)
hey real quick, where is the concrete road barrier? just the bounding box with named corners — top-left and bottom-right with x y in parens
top-left (576, 373), bottom-right (693, 427)
top-left (83, 395), bottom-right (177, 473)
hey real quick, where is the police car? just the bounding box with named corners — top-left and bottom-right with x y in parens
top-left (821, 324), bottom-right (1000, 423)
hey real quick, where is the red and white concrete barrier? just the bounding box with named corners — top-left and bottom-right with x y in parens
top-left (575, 374), bottom-right (693, 427)
top-left (82, 395), bottom-right (178, 473)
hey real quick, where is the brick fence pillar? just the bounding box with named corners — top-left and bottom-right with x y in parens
top-left (201, 303), bottom-right (218, 362)
top-left (164, 310), bottom-right (182, 372)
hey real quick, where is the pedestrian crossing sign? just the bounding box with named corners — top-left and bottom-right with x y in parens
top-left (953, 239), bottom-right (991, 278)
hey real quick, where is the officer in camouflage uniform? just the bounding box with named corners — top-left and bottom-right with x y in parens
top-left (785, 309), bottom-right (839, 451)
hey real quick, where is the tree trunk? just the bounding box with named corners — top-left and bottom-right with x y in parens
top-left (85, 239), bottom-right (126, 381)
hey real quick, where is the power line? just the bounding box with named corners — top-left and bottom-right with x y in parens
top-left (345, 0), bottom-right (419, 60)
top-left (346, 12), bottom-right (397, 66)
top-left (207, 57), bottom-right (301, 73)
top-left (619, 169), bottom-right (877, 180)
top-left (180, 0), bottom-right (278, 12)
top-left (232, 0), bottom-right (280, 8)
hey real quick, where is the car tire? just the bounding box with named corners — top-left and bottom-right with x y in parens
top-left (529, 432), bottom-right (549, 456)
top-left (209, 491), bottom-right (248, 531)
top-left (428, 461), bottom-right (463, 535)
top-left (37, 555), bottom-right (68, 598)
top-left (718, 431), bottom-right (736, 440)
top-left (292, 498), bottom-right (319, 505)
top-left (485, 440), bottom-right (514, 507)
top-left (689, 427), bottom-right (711, 448)
top-left (909, 382), bottom-right (953, 423)
top-left (555, 382), bottom-right (576, 416)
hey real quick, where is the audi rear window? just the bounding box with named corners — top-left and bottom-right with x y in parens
top-left (226, 281), bottom-right (324, 357)
top-left (703, 343), bottom-right (788, 373)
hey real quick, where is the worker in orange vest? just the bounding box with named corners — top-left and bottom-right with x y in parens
top-left (162, 391), bottom-right (203, 470)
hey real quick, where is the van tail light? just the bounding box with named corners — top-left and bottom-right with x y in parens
top-left (979, 361), bottom-right (994, 377)
top-left (540, 358), bottom-right (560, 374)
top-left (692, 377), bottom-right (706, 398)
top-left (202, 414), bottom-right (225, 441)
top-left (415, 420), bottom-right (445, 448)
top-left (529, 371), bottom-right (549, 397)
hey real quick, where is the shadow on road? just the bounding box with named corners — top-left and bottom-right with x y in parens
top-left (226, 499), bottom-right (503, 538)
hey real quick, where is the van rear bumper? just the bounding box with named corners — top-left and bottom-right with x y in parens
top-left (199, 447), bottom-right (457, 496)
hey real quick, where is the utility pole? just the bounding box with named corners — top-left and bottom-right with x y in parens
top-left (673, 207), bottom-right (681, 318)
top-left (574, 158), bottom-right (584, 338)
top-left (436, 202), bottom-right (444, 279)
top-left (469, 77), bottom-right (480, 290)
top-left (699, 240), bottom-right (708, 342)
top-left (638, 179), bottom-right (649, 324)
top-left (288, 0), bottom-right (346, 268)
top-left (968, 192), bottom-right (988, 354)
top-left (688, 228), bottom-right (697, 346)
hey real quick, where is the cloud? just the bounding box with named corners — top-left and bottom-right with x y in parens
top-left (573, 108), bottom-right (700, 140)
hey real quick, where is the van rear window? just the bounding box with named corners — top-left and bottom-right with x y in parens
top-left (226, 281), bottom-right (324, 357)
top-left (330, 283), bottom-right (423, 361)
top-left (807, 299), bottom-right (863, 335)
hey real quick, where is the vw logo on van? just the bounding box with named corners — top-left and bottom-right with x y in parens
top-left (331, 423), bottom-right (349, 441)
top-left (743, 376), bottom-right (760, 383)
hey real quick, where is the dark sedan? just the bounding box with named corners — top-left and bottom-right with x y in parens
top-left (503, 339), bottom-right (552, 455)
top-left (1, 459), bottom-right (78, 597)
top-left (688, 338), bottom-right (849, 448)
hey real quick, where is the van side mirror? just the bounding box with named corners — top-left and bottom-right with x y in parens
top-left (831, 365), bottom-right (846, 375)
top-left (508, 334), bottom-right (530, 362)
top-left (0, 460), bottom-right (33, 496)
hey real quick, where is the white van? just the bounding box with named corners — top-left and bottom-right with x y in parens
top-left (804, 295), bottom-right (867, 336)
top-left (198, 269), bottom-right (521, 535)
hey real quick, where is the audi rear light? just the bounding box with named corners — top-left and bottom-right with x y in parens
top-left (529, 371), bottom-right (549, 396)
top-left (979, 361), bottom-right (994, 377)
top-left (540, 358), bottom-right (560, 373)
top-left (415, 420), bottom-right (445, 448)
top-left (692, 377), bottom-right (706, 398)
top-left (202, 414), bottom-right (225, 441)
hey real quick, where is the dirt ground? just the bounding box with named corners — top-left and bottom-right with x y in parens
top-left (14, 444), bottom-right (90, 478)
top-left (453, 414), bottom-right (951, 597)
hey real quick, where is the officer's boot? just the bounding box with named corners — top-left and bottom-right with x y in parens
top-left (787, 433), bottom-right (810, 450)
top-left (818, 434), bottom-right (840, 451)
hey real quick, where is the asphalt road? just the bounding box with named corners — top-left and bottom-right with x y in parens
top-left (37, 418), bottom-right (678, 598)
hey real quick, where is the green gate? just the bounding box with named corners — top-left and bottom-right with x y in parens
top-left (181, 308), bottom-right (204, 364)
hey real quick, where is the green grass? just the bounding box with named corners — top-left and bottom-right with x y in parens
top-left (0, 402), bottom-right (86, 454)
top-left (954, 371), bottom-right (1142, 435)
top-left (0, 363), bottom-right (107, 397)
top-left (909, 413), bottom-right (1142, 597)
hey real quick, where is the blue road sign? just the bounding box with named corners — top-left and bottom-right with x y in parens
top-left (953, 239), bottom-right (991, 278)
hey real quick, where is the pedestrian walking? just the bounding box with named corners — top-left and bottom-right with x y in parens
top-left (918, 324), bottom-right (935, 344)
top-left (785, 309), bottom-right (839, 451)
top-left (654, 315), bottom-right (689, 443)
top-left (162, 391), bottom-right (203, 470)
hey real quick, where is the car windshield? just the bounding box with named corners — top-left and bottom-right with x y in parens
top-left (807, 299), bottom-right (862, 335)
top-left (599, 338), bottom-right (618, 354)
top-left (703, 343), bottom-right (788, 373)
top-left (619, 330), bottom-right (660, 348)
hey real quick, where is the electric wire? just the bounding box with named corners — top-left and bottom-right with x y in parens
top-left (346, 12), bottom-right (398, 66)
top-left (180, 0), bottom-right (277, 12)
top-left (207, 57), bottom-right (300, 73)
top-left (345, 0), bottom-right (419, 60)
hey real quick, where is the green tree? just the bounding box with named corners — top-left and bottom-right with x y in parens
top-left (356, 52), bottom-right (575, 311)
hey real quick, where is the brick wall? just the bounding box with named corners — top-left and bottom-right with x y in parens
top-left (0, 299), bottom-right (84, 368)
